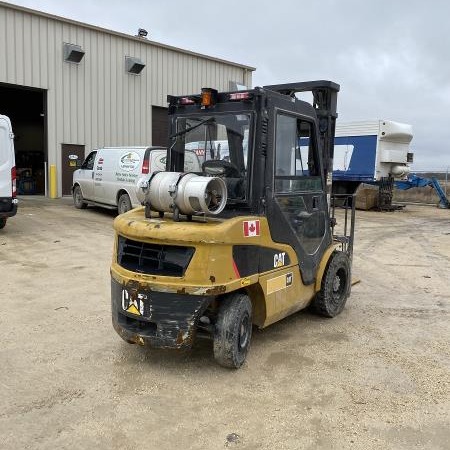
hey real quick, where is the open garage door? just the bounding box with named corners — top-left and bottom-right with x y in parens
top-left (0, 83), bottom-right (47, 195)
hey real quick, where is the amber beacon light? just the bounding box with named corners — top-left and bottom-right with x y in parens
top-left (201, 88), bottom-right (218, 107)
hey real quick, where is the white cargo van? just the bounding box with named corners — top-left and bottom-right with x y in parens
top-left (0, 115), bottom-right (18, 230)
top-left (72, 147), bottom-right (170, 213)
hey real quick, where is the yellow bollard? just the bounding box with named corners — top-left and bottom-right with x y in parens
top-left (49, 164), bottom-right (57, 198)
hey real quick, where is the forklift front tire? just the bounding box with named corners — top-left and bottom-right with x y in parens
top-left (313, 251), bottom-right (350, 318)
top-left (213, 293), bottom-right (252, 369)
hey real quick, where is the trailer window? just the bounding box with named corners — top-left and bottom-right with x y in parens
top-left (275, 114), bottom-right (321, 193)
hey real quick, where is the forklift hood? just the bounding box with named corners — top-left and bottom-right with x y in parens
top-left (114, 207), bottom-right (262, 245)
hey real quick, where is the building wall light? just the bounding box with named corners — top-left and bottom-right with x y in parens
top-left (63, 43), bottom-right (85, 63)
top-left (137, 28), bottom-right (148, 38)
top-left (125, 56), bottom-right (146, 74)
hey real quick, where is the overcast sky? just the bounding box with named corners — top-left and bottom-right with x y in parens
top-left (6, 0), bottom-right (450, 170)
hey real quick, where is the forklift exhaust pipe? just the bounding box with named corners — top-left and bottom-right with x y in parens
top-left (137, 172), bottom-right (227, 216)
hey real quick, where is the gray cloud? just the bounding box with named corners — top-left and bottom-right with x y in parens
top-left (8, 0), bottom-right (450, 170)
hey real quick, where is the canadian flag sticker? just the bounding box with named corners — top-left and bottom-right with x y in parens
top-left (243, 220), bottom-right (260, 237)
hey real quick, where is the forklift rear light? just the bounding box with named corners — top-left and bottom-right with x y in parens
top-left (179, 97), bottom-right (195, 105)
top-left (229, 92), bottom-right (251, 101)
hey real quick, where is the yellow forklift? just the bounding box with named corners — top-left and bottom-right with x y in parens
top-left (110, 81), bottom-right (355, 368)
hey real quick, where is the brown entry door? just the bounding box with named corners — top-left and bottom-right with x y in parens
top-left (152, 106), bottom-right (168, 146)
top-left (61, 144), bottom-right (85, 196)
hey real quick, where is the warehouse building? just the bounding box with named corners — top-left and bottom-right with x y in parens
top-left (0, 1), bottom-right (254, 196)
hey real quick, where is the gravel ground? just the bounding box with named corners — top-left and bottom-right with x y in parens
top-left (0, 197), bottom-right (449, 450)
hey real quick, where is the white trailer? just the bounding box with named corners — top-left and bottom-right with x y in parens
top-left (333, 119), bottom-right (413, 185)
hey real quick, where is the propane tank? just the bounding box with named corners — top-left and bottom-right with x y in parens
top-left (136, 172), bottom-right (227, 216)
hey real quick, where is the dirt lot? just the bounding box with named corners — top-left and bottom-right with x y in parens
top-left (0, 197), bottom-right (449, 450)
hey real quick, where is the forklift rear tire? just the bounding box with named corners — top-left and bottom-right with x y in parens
top-left (0, 218), bottom-right (6, 229)
top-left (213, 293), bottom-right (252, 369)
top-left (313, 251), bottom-right (350, 318)
top-left (73, 185), bottom-right (87, 209)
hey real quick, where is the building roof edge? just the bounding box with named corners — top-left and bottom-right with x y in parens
top-left (0, 1), bottom-right (256, 71)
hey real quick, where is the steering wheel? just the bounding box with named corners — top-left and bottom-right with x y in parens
top-left (202, 160), bottom-right (241, 178)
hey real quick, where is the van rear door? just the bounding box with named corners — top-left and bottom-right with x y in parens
top-left (147, 148), bottom-right (199, 173)
top-left (0, 116), bottom-right (15, 200)
top-left (148, 148), bottom-right (167, 172)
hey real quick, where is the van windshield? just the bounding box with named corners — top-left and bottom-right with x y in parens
top-left (170, 113), bottom-right (252, 201)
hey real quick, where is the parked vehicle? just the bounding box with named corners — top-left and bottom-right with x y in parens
top-left (396, 174), bottom-right (450, 209)
top-left (0, 114), bottom-right (18, 229)
top-left (333, 120), bottom-right (413, 208)
top-left (72, 146), bottom-right (169, 214)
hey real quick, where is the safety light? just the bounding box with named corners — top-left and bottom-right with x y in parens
top-left (201, 88), bottom-right (218, 107)
top-left (229, 92), bottom-right (251, 101)
top-left (179, 97), bottom-right (195, 105)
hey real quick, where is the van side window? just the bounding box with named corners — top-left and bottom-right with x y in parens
top-left (81, 151), bottom-right (97, 170)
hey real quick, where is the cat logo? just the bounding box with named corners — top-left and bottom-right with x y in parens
top-left (121, 289), bottom-right (146, 316)
top-left (273, 252), bottom-right (286, 268)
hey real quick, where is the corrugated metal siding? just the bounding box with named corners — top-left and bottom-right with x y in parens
top-left (0, 4), bottom-right (253, 196)
top-left (335, 121), bottom-right (381, 137)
